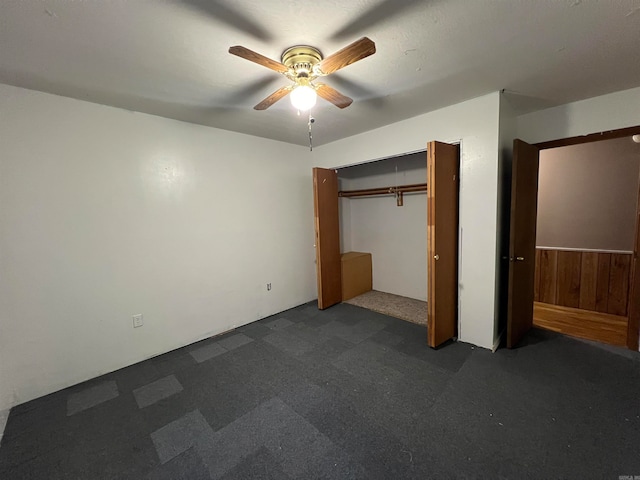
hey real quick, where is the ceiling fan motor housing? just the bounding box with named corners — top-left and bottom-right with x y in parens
top-left (281, 46), bottom-right (322, 78)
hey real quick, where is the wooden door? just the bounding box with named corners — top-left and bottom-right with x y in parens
top-left (313, 167), bottom-right (342, 309)
top-left (627, 173), bottom-right (640, 350)
top-left (427, 141), bottom-right (460, 348)
top-left (506, 139), bottom-right (540, 348)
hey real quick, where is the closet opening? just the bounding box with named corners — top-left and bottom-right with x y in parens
top-left (313, 141), bottom-right (460, 349)
top-left (336, 151), bottom-right (429, 326)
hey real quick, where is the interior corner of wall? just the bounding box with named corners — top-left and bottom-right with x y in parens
top-left (492, 329), bottom-right (504, 352)
top-left (0, 385), bottom-right (16, 413)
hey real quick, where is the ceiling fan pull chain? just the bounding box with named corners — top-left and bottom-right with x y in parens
top-left (308, 114), bottom-right (314, 151)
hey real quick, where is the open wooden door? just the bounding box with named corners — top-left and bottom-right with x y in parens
top-left (313, 167), bottom-right (342, 309)
top-left (427, 141), bottom-right (460, 348)
top-left (506, 139), bottom-right (540, 348)
top-left (627, 175), bottom-right (640, 350)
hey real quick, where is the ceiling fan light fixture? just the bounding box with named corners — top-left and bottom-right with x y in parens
top-left (290, 85), bottom-right (317, 111)
top-left (229, 38), bottom-right (374, 111)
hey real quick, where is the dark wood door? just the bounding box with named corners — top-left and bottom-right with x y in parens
top-left (427, 141), bottom-right (460, 348)
top-left (506, 139), bottom-right (541, 348)
top-left (313, 167), bottom-right (342, 309)
top-left (627, 176), bottom-right (640, 350)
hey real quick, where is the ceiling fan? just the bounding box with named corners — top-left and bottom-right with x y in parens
top-left (228, 37), bottom-right (376, 111)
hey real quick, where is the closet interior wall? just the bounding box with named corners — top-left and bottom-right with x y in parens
top-left (338, 152), bottom-right (428, 301)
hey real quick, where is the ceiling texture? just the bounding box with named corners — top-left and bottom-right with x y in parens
top-left (1, 0), bottom-right (639, 146)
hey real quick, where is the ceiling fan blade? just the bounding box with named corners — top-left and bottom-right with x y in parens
top-left (229, 46), bottom-right (289, 74)
top-left (317, 37), bottom-right (376, 75)
top-left (315, 84), bottom-right (353, 109)
top-left (254, 86), bottom-right (292, 110)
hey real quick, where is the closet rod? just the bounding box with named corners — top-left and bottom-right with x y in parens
top-left (338, 182), bottom-right (427, 198)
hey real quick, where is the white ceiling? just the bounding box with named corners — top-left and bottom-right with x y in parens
top-left (1, 0), bottom-right (639, 146)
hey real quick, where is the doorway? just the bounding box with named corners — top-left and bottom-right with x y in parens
top-left (532, 136), bottom-right (639, 347)
top-left (337, 151), bottom-right (428, 326)
top-left (506, 126), bottom-right (640, 350)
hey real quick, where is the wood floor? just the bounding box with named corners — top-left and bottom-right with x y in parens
top-left (533, 301), bottom-right (628, 347)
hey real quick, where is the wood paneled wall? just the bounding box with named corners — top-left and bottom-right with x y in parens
top-left (534, 248), bottom-right (632, 316)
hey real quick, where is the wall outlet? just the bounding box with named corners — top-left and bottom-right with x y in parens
top-left (133, 314), bottom-right (143, 328)
top-left (267, 283), bottom-right (272, 291)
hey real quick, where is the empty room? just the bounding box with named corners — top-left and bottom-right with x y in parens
top-left (1, 1), bottom-right (639, 479)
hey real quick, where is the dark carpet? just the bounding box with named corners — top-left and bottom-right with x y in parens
top-left (1, 301), bottom-right (639, 479)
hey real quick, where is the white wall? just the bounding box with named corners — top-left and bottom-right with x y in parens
top-left (517, 86), bottom-right (640, 144)
top-left (338, 153), bottom-right (427, 301)
top-left (0, 84), bottom-right (316, 411)
top-left (338, 189), bottom-right (352, 254)
top-left (313, 93), bottom-right (502, 350)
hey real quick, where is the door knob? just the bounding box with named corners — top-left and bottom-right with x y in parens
top-left (516, 256), bottom-right (525, 261)
top-left (434, 254), bottom-right (439, 260)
